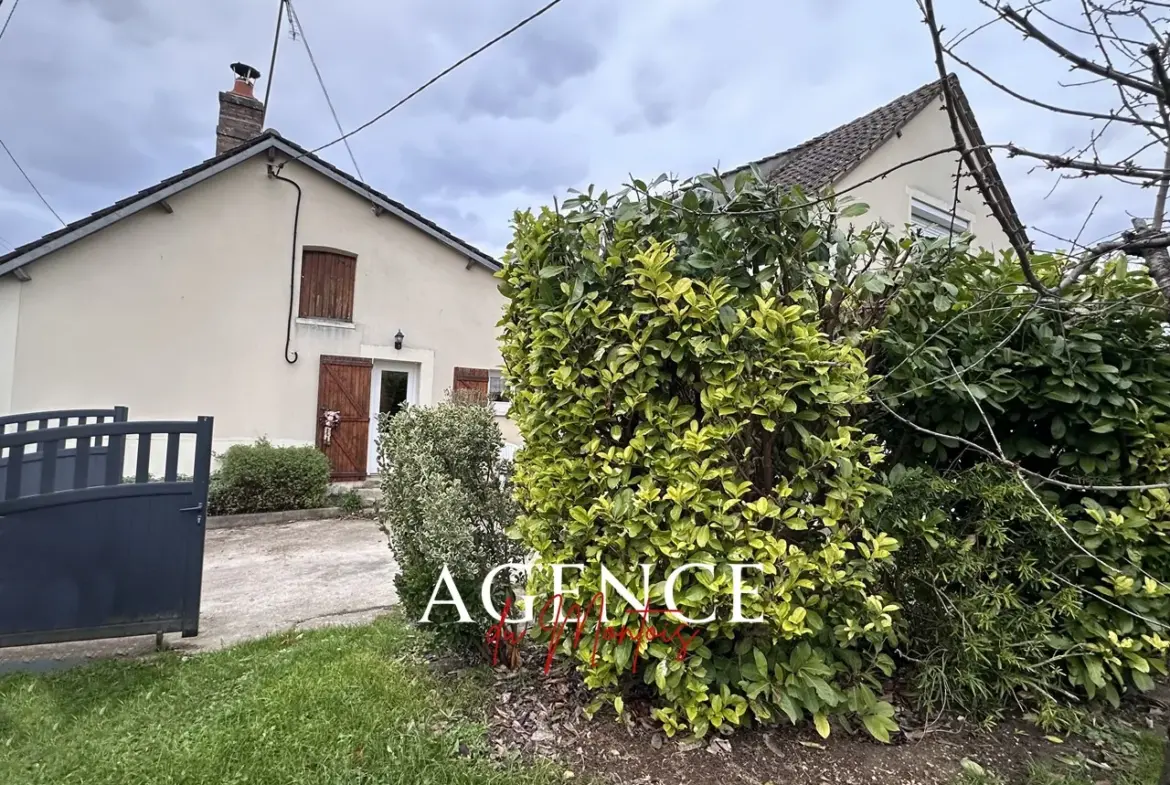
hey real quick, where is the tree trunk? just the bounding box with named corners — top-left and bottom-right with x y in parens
top-left (1141, 244), bottom-right (1170, 309)
top-left (1131, 219), bottom-right (1170, 310)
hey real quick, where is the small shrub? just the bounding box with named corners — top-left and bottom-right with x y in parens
top-left (207, 438), bottom-right (330, 515)
top-left (378, 400), bottom-right (523, 659)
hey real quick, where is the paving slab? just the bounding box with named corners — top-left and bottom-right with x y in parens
top-left (0, 518), bottom-right (397, 674)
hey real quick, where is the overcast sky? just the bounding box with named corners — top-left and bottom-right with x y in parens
top-left (0, 0), bottom-right (1156, 258)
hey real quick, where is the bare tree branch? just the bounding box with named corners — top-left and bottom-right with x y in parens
top-left (1001, 3), bottom-right (1166, 96)
top-left (922, 0), bottom-right (1170, 303)
top-left (922, 0), bottom-right (1054, 295)
top-left (943, 43), bottom-right (1163, 129)
top-left (1004, 142), bottom-right (1170, 178)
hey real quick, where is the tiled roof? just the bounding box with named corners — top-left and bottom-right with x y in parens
top-left (728, 78), bottom-right (949, 191)
top-left (723, 75), bottom-right (1029, 246)
top-left (0, 130), bottom-right (500, 276)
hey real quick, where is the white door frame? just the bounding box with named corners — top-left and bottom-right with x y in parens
top-left (368, 360), bottom-right (419, 474)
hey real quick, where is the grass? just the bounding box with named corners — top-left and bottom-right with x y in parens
top-left (953, 722), bottom-right (1164, 785)
top-left (0, 616), bottom-right (561, 785)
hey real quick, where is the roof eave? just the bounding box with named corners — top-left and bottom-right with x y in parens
top-left (944, 77), bottom-right (1031, 249)
top-left (274, 140), bottom-right (500, 272)
top-left (0, 135), bottom-right (500, 279)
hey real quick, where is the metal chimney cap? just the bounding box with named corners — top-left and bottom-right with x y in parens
top-left (230, 62), bottom-right (261, 82)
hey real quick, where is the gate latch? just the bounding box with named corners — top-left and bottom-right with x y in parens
top-left (181, 501), bottom-right (205, 528)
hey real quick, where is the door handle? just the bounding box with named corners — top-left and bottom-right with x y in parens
top-left (180, 503), bottom-right (204, 513)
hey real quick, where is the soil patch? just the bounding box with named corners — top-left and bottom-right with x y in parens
top-left (453, 648), bottom-right (1161, 785)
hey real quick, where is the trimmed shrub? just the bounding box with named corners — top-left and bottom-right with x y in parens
top-left (499, 178), bottom-right (901, 741)
top-left (207, 438), bottom-right (330, 515)
top-left (377, 399), bottom-right (523, 659)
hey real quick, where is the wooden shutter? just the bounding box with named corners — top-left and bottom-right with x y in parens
top-left (299, 250), bottom-right (357, 321)
top-left (452, 367), bottom-right (489, 403)
top-left (316, 355), bottom-right (372, 481)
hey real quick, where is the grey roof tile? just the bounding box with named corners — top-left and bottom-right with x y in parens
top-left (723, 74), bottom-right (1029, 247)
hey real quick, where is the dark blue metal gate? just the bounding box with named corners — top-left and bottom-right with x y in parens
top-left (0, 416), bottom-right (214, 648)
top-left (0, 407), bottom-right (129, 496)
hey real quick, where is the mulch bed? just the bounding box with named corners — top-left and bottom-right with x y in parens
top-left (431, 646), bottom-right (1167, 785)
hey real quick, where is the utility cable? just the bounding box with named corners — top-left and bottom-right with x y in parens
top-left (260, 0), bottom-right (286, 127)
top-left (0, 0), bottom-right (21, 48)
top-left (0, 138), bottom-right (65, 226)
top-left (280, 0), bottom-right (567, 170)
top-left (284, 0), bottom-right (364, 180)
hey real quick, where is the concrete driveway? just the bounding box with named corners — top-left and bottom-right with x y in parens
top-left (0, 518), bottom-right (397, 674)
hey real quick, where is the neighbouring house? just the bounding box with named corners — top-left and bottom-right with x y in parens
top-left (723, 74), bottom-right (1025, 250)
top-left (0, 63), bottom-right (518, 482)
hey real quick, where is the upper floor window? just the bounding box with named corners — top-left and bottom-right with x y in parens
top-left (910, 197), bottom-right (970, 239)
top-left (299, 249), bottom-right (357, 322)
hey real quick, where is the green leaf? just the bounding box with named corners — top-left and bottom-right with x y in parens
top-left (718, 305), bottom-right (738, 332)
top-left (538, 265), bottom-right (566, 279)
top-left (753, 648), bottom-right (769, 679)
top-left (1050, 416), bottom-right (1066, 440)
top-left (1133, 669), bottom-right (1156, 691)
top-left (960, 760), bottom-right (986, 777)
top-left (813, 712), bottom-right (830, 739)
top-left (840, 202), bottom-right (870, 218)
top-left (778, 693), bottom-right (800, 724)
top-left (861, 712), bottom-right (897, 744)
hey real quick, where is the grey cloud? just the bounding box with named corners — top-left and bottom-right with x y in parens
top-left (453, 66), bottom-right (569, 122)
top-left (632, 62), bottom-right (677, 131)
top-left (61, 0), bottom-right (149, 25)
top-left (513, 27), bottom-right (600, 88)
top-left (394, 134), bottom-right (588, 199)
top-left (415, 201), bottom-right (486, 236)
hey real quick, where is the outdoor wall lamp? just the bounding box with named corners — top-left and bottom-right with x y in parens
top-left (394, 330), bottom-right (404, 350)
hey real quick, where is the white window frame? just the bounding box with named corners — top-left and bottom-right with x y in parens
top-left (907, 190), bottom-right (972, 239)
top-left (488, 369), bottom-right (511, 416)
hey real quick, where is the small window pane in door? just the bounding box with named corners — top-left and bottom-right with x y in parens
top-left (379, 371), bottom-right (409, 417)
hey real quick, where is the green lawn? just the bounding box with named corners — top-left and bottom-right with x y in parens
top-left (0, 617), bottom-right (561, 785)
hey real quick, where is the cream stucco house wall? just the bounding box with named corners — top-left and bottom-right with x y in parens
top-left (724, 74), bottom-right (1023, 253)
top-left (0, 67), bottom-right (517, 481)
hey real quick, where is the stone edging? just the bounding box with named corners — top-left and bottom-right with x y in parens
top-left (207, 507), bottom-right (344, 530)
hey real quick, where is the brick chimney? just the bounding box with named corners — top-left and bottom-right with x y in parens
top-left (216, 62), bottom-right (264, 156)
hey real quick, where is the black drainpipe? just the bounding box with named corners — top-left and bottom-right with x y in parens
top-left (268, 164), bottom-right (301, 364)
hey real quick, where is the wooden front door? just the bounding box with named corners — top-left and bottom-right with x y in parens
top-left (316, 355), bottom-right (372, 481)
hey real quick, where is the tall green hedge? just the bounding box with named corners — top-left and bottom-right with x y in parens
top-left (498, 179), bottom-right (901, 741)
top-left (871, 248), bottom-right (1170, 720)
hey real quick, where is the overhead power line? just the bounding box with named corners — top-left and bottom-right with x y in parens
top-left (0, 138), bottom-right (65, 227)
top-left (260, 0), bottom-right (286, 127)
top-left (0, 0), bottom-right (22, 48)
top-left (285, 0), bottom-right (568, 168)
top-left (284, 0), bottom-right (364, 180)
